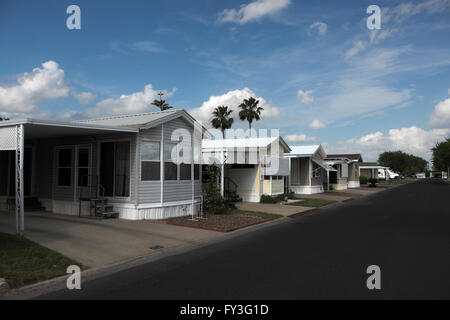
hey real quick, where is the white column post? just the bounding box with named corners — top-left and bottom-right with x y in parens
top-left (160, 124), bottom-right (164, 206)
top-left (15, 124), bottom-right (24, 235)
top-left (191, 131), bottom-right (194, 218)
top-left (288, 157), bottom-right (291, 193)
top-left (309, 158), bottom-right (312, 186)
top-left (135, 132), bottom-right (140, 207)
top-left (221, 150), bottom-right (225, 197)
top-left (327, 169), bottom-right (330, 192)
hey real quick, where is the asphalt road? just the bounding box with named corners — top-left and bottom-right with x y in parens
top-left (37, 179), bottom-right (450, 299)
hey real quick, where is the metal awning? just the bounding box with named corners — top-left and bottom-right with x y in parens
top-left (312, 158), bottom-right (337, 172)
top-left (0, 119), bottom-right (137, 148)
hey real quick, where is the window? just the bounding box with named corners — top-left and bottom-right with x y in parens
top-left (264, 175), bottom-right (270, 180)
top-left (164, 143), bottom-right (178, 180)
top-left (194, 164), bottom-right (200, 180)
top-left (58, 148), bottom-right (72, 186)
top-left (141, 141), bottom-right (160, 181)
top-left (180, 164), bottom-right (191, 180)
top-left (77, 148), bottom-right (89, 187)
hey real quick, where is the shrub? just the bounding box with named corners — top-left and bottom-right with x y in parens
top-left (260, 195), bottom-right (278, 203)
top-left (202, 165), bottom-right (228, 214)
top-left (359, 175), bottom-right (368, 185)
top-left (260, 194), bottom-right (291, 204)
top-left (367, 178), bottom-right (378, 187)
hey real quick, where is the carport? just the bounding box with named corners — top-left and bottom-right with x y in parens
top-left (0, 118), bottom-right (138, 235)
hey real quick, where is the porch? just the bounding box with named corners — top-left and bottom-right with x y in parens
top-left (0, 119), bottom-right (138, 234)
top-left (289, 156), bottom-right (335, 194)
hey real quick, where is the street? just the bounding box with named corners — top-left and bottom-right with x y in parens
top-left (37, 180), bottom-right (450, 299)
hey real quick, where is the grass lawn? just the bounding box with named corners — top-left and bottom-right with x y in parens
top-left (288, 198), bottom-right (337, 208)
top-left (0, 232), bottom-right (83, 289)
top-left (167, 209), bottom-right (283, 232)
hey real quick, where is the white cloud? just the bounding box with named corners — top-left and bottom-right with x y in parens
top-left (0, 61), bottom-right (70, 115)
top-left (328, 126), bottom-right (450, 161)
top-left (72, 91), bottom-right (97, 105)
top-left (448, 88), bottom-right (450, 95)
top-left (189, 88), bottom-right (280, 126)
top-left (297, 89), bottom-right (314, 105)
top-left (132, 41), bottom-right (165, 53)
top-left (110, 40), bottom-right (164, 55)
top-left (348, 0), bottom-right (450, 58)
top-left (429, 98), bottom-right (450, 128)
top-left (85, 84), bottom-right (176, 118)
top-left (321, 84), bottom-right (412, 121)
top-left (369, 28), bottom-right (396, 45)
top-left (309, 21), bottom-right (328, 36)
top-left (218, 0), bottom-right (291, 24)
top-left (344, 41), bottom-right (367, 60)
top-left (390, 0), bottom-right (450, 22)
top-left (309, 119), bottom-right (325, 129)
top-left (284, 133), bottom-right (318, 143)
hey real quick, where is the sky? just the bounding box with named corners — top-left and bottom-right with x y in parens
top-left (0, 0), bottom-right (449, 161)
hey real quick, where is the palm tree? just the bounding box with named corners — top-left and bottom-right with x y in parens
top-left (210, 106), bottom-right (234, 139)
top-left (151, 91), bottom-right (173, 111)
top-left (238, 97), bottom-right (263, 137)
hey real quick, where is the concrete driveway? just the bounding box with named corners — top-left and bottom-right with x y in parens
top-left (0, 211), bottom-right (221, 268)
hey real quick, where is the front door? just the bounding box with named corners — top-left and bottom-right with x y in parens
top-left (100, 141), bottom-right (130, 198)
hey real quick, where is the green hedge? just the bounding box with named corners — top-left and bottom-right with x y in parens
top-left (359, 175), bottom-right (368, 184)
top-left (260, 193), bottom-right (293, 204)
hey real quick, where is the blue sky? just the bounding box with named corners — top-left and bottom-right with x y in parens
top-left (0, 0), bottom-right (449, 160)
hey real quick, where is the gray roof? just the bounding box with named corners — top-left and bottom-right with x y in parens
top-left (76, 109), bottom-right (208, 134)
top-left (76, 110), bottom-right (179, 128)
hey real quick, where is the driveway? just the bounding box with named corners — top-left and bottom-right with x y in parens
top-left (0, 211), bottom-right (221, 268)
top-left (36, 179), bottom-right (450, 299)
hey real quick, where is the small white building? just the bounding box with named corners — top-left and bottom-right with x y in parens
top-left (0, 110), bottom-right (208, 229)
top-left (325, 154), bottom-right (363, 189)
top-left (285, 145), bottom-right (336, 195)
top-left (202, 137), bottom-right (291, 202)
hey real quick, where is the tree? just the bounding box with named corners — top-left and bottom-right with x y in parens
top-left (210, 106), bottom-right (234, 139)
top-left (378, 151), bottom-right (427, 175)
top-left (151, 92), bottom-right (173, 111)
top-left (238, 97), bottom-right (263, 137)
top-left (432, 138), bottom-right (450, 176)
top-left (0, 117), bottom-right (9, 121)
